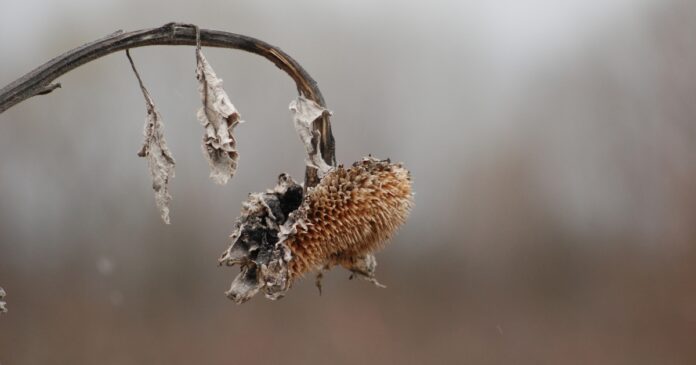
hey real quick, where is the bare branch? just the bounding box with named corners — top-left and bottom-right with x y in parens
top-left (0, 22), bottom-right (335, 187)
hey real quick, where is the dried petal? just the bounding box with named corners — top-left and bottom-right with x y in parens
top-left (289, 96), bottom-right (332, 177)
top-left (127, 50), bottom-right (176, 224)
top-left (225, 264), bottom-right (263, 303)
top-left (196, 49), bottom-right (243, 185)
top-left (219, 174), bottom-right (303, 303)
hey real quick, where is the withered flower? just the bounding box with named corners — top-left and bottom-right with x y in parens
top-left (220, 156), bottom-right (413, 303)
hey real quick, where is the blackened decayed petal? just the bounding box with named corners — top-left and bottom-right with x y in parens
top-left (220, 175), bottom-right (302, 302)
top-left (225, 265), bottom-right (262, 304)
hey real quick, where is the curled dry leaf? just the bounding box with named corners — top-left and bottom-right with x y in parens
top-left (127, 50), bottom-right (176, 224)
top-left (196, 48), bottom-right (243, 185)
top-left (138, 105), bottom-right (176, 224)
top-left (289, 96), bottom-right (332, 177)
top-left (0, 286), bottom-right (6, 314)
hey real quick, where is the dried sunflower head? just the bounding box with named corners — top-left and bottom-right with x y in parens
top-left (219, 156), bottom-right (413, 303)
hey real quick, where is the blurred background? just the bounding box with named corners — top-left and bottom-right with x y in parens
top-left (1, 0), bottom-right (696, 364)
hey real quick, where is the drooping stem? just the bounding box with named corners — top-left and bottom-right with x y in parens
top-left (0, 22), bottom-right (334, 187)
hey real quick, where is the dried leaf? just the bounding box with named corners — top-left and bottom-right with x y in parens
top-left (138, 106), bottom-right (176, 224)
top-left (289, 96), bottom-right (332, 177)
top-left (127, 50), bottom-right (176, 224)
top-left (0, 286), bottom-right (7, 314)
top-left (196, 49), bottom-right (243, 185)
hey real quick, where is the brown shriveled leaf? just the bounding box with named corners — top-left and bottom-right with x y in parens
top-left (127, 50), bottom-right (176, 224)
top-left (289, 96), bottom-right (332, 177)
top-left (0, 286), bottom-right (7, 314)
top-left (196, 48), bottom-right (243, 185)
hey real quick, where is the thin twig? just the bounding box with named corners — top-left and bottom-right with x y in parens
top-left (124, 50), bottom-right (151, 103)
top-left (0, 22), bottom-right (334, 187)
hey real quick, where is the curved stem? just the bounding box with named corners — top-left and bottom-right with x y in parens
top-left (0, 22), bottom-right (334, 187)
